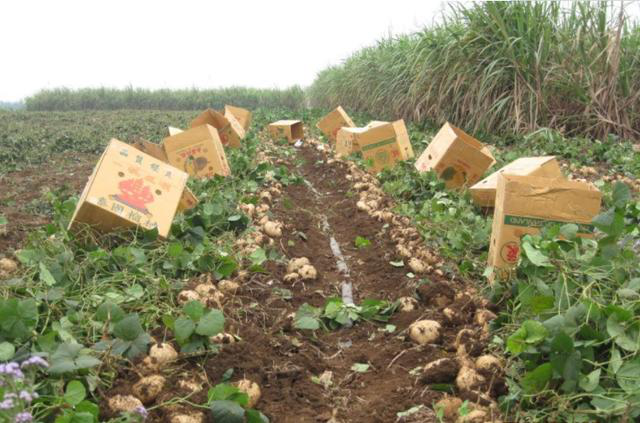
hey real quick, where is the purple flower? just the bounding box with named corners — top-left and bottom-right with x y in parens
top-left (20, 356), bottom-right (49, 370)
top-left (0, 398), bottom-right (14, 410)
top-left (18, 390), bottom-right (33, 403)
top-left (133, 405), bottom-right (148, 420)
top-left (0, 362), bottom-right (24, 379)
top-left (14, 412), bottom-right (33, 422)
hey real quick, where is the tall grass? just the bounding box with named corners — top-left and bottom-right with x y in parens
top-left (25, 86), bottom-right (306, 111)
top-left (308, 1), bottom-right (640, 140)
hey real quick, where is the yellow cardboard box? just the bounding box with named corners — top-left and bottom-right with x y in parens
top-left (224, 105), bottom-right (252, 131)
top-left (415, 122), bottom-right (496, 188)
top-left (163, 124), bottom-right (231, 179)
top-left (470, 156), bottom-right (563, 207)
top-left (268, 120), bottom-right (304, 143)
top-left (317, 106), bottom-right (355, 143)
top-left (191, 108), bottom-right (245, 148)
top-left (130, 139), bottom-right (198, 212)
top-left (69, 139), bottom-right (189, 238)
top-left (335, 127), bottom-right (367, 158)
top-left (488, 173), bottom-right (601, 277)
top-left (358, 120), bottom-right (414, 173)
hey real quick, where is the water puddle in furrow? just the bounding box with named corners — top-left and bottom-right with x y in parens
top-left (304, 178), bottom-right (356, 327)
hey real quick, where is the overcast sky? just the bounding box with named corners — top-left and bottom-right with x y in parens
top-left (0, 0), bottom-right (447, 102)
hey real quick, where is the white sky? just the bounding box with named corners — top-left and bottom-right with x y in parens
top-left (0, 0), bottom-right (447, 102)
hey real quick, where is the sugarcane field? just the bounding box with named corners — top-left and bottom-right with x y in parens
top-left (1, 1), bottom-right (640, 422)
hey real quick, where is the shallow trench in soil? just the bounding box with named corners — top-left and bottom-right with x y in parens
top-left (106, 142), bottom-right (505, 423)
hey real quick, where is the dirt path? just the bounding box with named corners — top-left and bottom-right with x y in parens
top-left (107, 141), bottom-right (505, 422)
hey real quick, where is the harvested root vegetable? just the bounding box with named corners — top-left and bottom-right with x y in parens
top-left (397, 296), bottom-right (418, 312)
top-left (408, 258), bottom-right (426, 274)
top-left (108, 395), bottom-right (143, 413)
top-left (456, 409), bottom-right (488, 423)
top-left (356, 200), bottom-right (370, 212)
top-left (396, 244), bottom-right (412, 259)
top-left (353, 182), bottom-right (369, 191)
top-left (287, 257), bottom-right (310, 273)
top-left (269, 186), bottom-right (282, 196)
top-left (409, 320), bottom-right (441, 345)
top-left (456, 366), bottom-right (486, 391)
top-left (443, 307), bottom-right (456, 322)
top-left (434, 397), bottom-right (463, 421)
top-left (263, 221), bottom-right (282, 238)
top-left (422, 357), bottom-right (459, 383)
top-left (210, 333), bottom-right (237, 344)
top-left (366, 199), bottom-right (379, 210)
top-left (218, 280), bottom-right (240, 295)
top-left (283, 273), bottom-right (301, 284)
top-left (178, 378), bottom-right (203, 394)
top-left (455, 328), bottom-right (485, 357)
top-left (475, 355), bottom-right (502, 373)
top-left (0, 258), bottom-right (17, 274)
top-left (236, 270), bottom-right (249, 282)
top-left (234, 379), bottom-right (261, 408)
top-left (259, 191), bottom-right (272, 203)
top-left (258, 215), bottom-right (270, 226)
top-left (143, 343), bottom-right (178, 370)
top-left (474, 309), bottom-right (497, 326)
top-left (133, 374), bottom-right (166, 404)
top-left (298, 264), bottom-right (318, 280)
top-left (170, 412), bottom-right (205, 423)
top-left (256, 204), bottom-right (270, 215)
top-left (250, 231), bottom-right (265, 245)
top-left (194, 284), bottom-right (217, 299)
top-left (177, 290), bottom-right (200, 305)
top-left (239, 203), bottom-right (255, 218)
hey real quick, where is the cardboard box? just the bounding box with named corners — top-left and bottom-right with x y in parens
top-left (224, 105), bottom-right (252, 131)
top-left (317, 106), bottom-right (355, 143)
top-left (358, 120), bottom-right (414, 173)
top-left (470, 156), bottom-right (563, 207)
top-left (415, 122), bottom-right (496, 188)
top-left (268, 120), bottom-right (304, 143)
top-left (487, 174), bottom-right (601, 277)
top-left (168, 127), bottom-right (183, 136)
top-left (366, 121), bottom-right (388, 129)
top-left (163, 124), bottom-right (231, 179)
top-left (191, 108), bottom-right (245, 148)
top-left (130, 139), bottom-right (198, 212)
top-left (69, 139), bottom-right (189, 238)
top-left (335, 127), bottom-right (367, 158)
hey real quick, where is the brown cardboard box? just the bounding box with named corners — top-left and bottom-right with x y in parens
top-left (366, 121), bottom-right (388, 129)
top-left (224, 105), bottom-right (252, 131)
top-left (163, 124), bottom-right (231, 179)
top-left (470, 156), bottom-right (563, 207)
top-left (317, 106), bottom-right (355, 143)
top-left (358, 120), bottom-right (414, 173)
top-left (415, 122), bottom-right (496, 188)
top-left (130, 139), bottom-right (198, 212)
top-left (488, 174), bottom-right (601, 277)
top-left (191, 108), bottom-right (245, 148)
top-left (68, 138), bottom-right (189, 238)
top-left (335, 127), bottom-right (367, 158)
top-left (268, 120), bottom-right (304, 143)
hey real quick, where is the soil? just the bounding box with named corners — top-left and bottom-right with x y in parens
top-left (104, 142), bottom-right (503, 422)
top-left (0, 153), bottom-right (95, 253)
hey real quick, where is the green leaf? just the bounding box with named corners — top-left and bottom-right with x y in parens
top-left (49, 343), bottom-right (101, 374)
top-left (196, 310), bottom-right (225, 337)
top-left (522, 242), bottom-right (552, 267)
top-left (354, 236), bottom-right (371, 248)
top-left (183, 300), bottom-right (205, 321)
top-left (113, 314), bottom-right (144, 342)
top-left (174, 317), bottom-right (195, 344)
top-left (579, 369), bottom-right (601, 392)
top-left (612, 182), bottom-right (631, 208)
top-left (0, 215), bottom-right (7, 225)
top-left (351, 363), bottom-right (370, 373)
top-left (609, 347), bottom-right (623, 375)
top-left (616, 360), bottom-right (640, 393)
top-left (95, 302), bottom-right (125, 323)
top-left (64, 381), bottom-right (86, 406)
top-left (521, 362), bottom-right (553, 394)
top-left (249, 248), bottom-right (267, 266)
top-left (523, 320), bottom-right (549, 344)
top-left (76, 400), bottom-right (100, 418)
top-left (39, 262), bottom-right (58, 286)
top-left (0, 342), bottom-right (15, 361)
top-left (210, 400), bottom-right (245, 423)
top-left (208, 383), bottom-right (243, 402)
top-left (245, 409), bottom-right (269, 423)
top-left (294, 303), bottom-right (321, 330)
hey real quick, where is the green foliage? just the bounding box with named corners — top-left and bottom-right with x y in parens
top-left (163, 300), bottom-right (224, 353)
top-left (308, 1), bottom-right (640, 140)
top-left (207, 383), bottom-right (269, 423)
top-left (24, 86), bottom-right (306, 112)
top-left (294, 297), bottom-right (396, 331)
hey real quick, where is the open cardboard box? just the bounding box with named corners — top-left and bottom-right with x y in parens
top-left (191, 108), bottom-right (245, 148)
top-left (358, 120), bottom-right (414, 173)
top-left (163, 124), bottom-right (231, 179)
top-left (317, 106), bottom-right (355, 143)
top-left (268, 120), bottom-right (304, 143)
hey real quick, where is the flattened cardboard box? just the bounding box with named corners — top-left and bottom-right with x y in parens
top-left (488, 173), bottom-right (601, 278)
top-left (130, 139), bottom-right (198, 212)
top-left (317, 106), bottom-right (355, 143)
top-left (268, 120), bottom-right (304, 143)
top-left (358, 120), bottom-right (414, 173)
top-left (191, 108), bottom-right (245, 148)
top-left (415, 122), bottom-right (496, 189)
top-left (224, 105), bottom-right (252, 131)
top-left (163, 124), bottom-right (231, 179)
top-left (470, 156), bottom-right (563, 207)
top-left (69, 138), bottom-right (189, 238)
